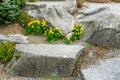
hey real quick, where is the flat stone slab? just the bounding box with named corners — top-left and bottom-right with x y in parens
top-left (6, 44), bottom-right (85, 77)
top-left (81, 58), bottom-right (120, 80)
top-left (0, 34), bottom-right (29, 44)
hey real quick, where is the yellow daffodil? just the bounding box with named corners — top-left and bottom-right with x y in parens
top-left (49, 28), bottom-right (53, 34)
top-left (66, 37), bottom-right (70, 40)
top-left (28, 21), bottom-right (33, 26)
top-left (27, 19), bottom-right (40, 27)
top-left (54, 27), bottom-right (60, 30)
top-left (80, 27), bottom-right (83, 31)
top-left (32, 25), bottom-right (34, 28)
top-left (35, 20), bottom-right (40, 25)
top-left (80, 31), bottom-right (82, 34)
top-left (41, 19), bottom-right (47, 26)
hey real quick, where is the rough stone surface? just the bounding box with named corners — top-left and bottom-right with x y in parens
top-left (28, 6), bottom-right (74, 36)
top-left (76, 3), bottom-right (120, 47)
top-left (65, 32), bottom-right (73, 38)
top-left (0, 34), bottom-right (29, 44)
top-left (0, 34), bottom-right (9, 42)
top-left (6, 44), bottom-right (85, 77)
top-left (81, 58), bottom-right (120, 80)
top-left (23, 0), bottom-right (77, 36)
top-left (24, 0), bottom-right (77, 14)
top-left (63, 0), bottom-right (77, 14)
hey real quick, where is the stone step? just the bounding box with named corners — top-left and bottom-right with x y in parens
top-left (0, 34), bottom-right (29, 44)
top-left (81, 58), bottom-right (120, 80)
top-left (6, 44), bottom-right (85, 77)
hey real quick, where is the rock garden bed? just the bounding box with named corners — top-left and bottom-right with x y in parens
top-left (0, 0), bottom-right (120, 80)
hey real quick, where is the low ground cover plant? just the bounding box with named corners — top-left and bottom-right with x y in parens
top-left (71, 24), bottom-right (83, 41)
top-left (25, 19), bottom-right (83, 44)
top-left (25, 19), bottom-right (62, 43)
top-left (0, 41), bottom-right (15, 63)
top-left (64, 37), bottom-right (71, 44)
top-left (64, 24), bottom-right (83, 44)
top-left (46, 27), bottom-right (62, 43)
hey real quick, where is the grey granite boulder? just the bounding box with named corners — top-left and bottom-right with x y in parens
top-left (63, 0), bottom-right (77, 14)
top-left (86, 14), bottom-right (120, 47)
top-left (0, 34), bottom-right (29, 44)
top-left (81, 58), bottom-right (120, 80)
top-left (28, 6), bottom-right (74, 36)
top-left (6, 44), bottom-right (85, 77)
top-left (76, 3), bottom-right (120, 47)
top-left (23, 0), bottom-right (77, 36)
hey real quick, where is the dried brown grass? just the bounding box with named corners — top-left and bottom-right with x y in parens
top-left (76, 0), bottom-right (84, 8)
top-left (72, 45), bottom-right (112, 77)
top-left (85, 0), bottom-right (112, 3)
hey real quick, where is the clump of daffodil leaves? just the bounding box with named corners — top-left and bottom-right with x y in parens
top-left (25, 19), bottom-right (83, 44)
top-left (64, 24), bottom-right (83, 44)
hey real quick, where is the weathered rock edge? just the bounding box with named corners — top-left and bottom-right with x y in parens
top-left (0, 34), bottom-right (29, 44)
top-left (6, 44), bottom-right (85, 77)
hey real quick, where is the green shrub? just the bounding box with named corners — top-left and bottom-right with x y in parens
top-left (0, 41), bottom-right (15, 63)
top-left (0, 0), bottom-right (27, 26)
top-left (11, 0), bottom-right (26, 8)
top-left (0, 0), bottom-right (21, 25)
top-left (19, 12), bottom-right (33, 27)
